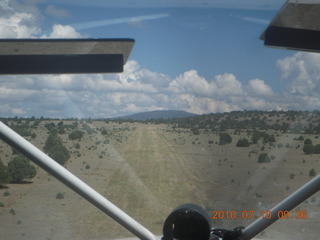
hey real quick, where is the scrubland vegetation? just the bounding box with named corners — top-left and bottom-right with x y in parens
top-left (0, 110), bottom-right (319, 240)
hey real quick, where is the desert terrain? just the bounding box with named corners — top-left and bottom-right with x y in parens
top-left (0, 118), bottom-right (319, 240)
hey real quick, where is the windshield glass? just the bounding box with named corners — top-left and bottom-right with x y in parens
top-left (0, 1), bottom-right (319, 240)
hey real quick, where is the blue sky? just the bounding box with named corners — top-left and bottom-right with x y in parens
top-left (46, 5), bottom-right (287, 85)
top-left (1, 0), bottom-right (320, 118)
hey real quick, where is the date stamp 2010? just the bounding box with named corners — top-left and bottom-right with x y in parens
top-left (212, 210), bottom-right (308, 220)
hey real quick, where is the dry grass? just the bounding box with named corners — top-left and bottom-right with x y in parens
top-left (0, 121), bottom-right (319, 240)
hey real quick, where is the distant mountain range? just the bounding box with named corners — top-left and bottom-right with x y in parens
top-left (114, 110), bottom-right (198, 121)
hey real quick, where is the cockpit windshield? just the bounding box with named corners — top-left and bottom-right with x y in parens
top-left (0, 1), bottom-right (319, 240)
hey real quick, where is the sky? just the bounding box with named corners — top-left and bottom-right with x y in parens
top-left (0, 0), bottom-right (320, 118)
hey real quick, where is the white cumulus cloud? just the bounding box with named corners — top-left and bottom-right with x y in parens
top-left (41, 24), bottom-right (83, 38)
top-left (169, 70), bottom-right (214, 97)
top-left (214, 73), bottom-right (244, 97)
top-left (0, 12), bottom-right (40, 38)
top-left (0, 1), bottom-right (82, 39)
top-left (0, 1), bottom-right (319, 117)
top-left (248, 78), bottom-right (273, 96)
top-left (277, 52), bottom-right (320, 96)
top-left (1, 53), bottom-right (319, 118)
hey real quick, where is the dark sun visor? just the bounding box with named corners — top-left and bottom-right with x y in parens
top-left (261, 0), bottom-right (320, 53)
top-left (0, 39), bottom-right (134, 74)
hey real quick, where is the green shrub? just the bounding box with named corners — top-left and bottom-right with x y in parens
top-left (219, 132), bottom-right (232, 145)
top-left (309, 169), bottom-right (316, 178)
top-left (304, 139), bottom-right (312, 145)
top-left (264, 134), bottom-right (276, 143)
top-left (8, 156), bottom-right (37, 183)
top-left (10, 124), bottom-right (32, 137)
top-left (191, 128), bottom-right (200, 135)
top-left (10, 208), bottom-right (15, 215)
top-left (56, 192), bottom-right (65, 199)
top-left (303, 144), bottom-right (315, 154)
top-left (236, 138), bottom-right (250, 147)
top-left (68, 130), bottom-right (84, 140)
top-left (101, 128), bottom-right (108, 135)
top-left (289, 173), bottom-right (295, 180)
top-left (258, 153), bottom-right (271, 163)
top-left (298, 136), bottom-right (304, 141)
top-left (252, 131), bottom-right (275, 144)
top-left (58, 128), bottom-right (66, 134)
top-left (47, 144), bottom-right (70, 165)
top-left (314, 144), bottom-right (320, 154)
top-left (45, 122), bottom-right (56, 131)
top-left (277, 143), bottom-right (283, 148)
top-left (44, 132), bottom-right (70, 165)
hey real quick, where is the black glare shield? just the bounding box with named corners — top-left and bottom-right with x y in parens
top-left (0, 54), bottom-right (123, 74)
top-left (261, 0), bottom-right (320, 53)
top-left (264, 26), bottom-right (320, 52)
top-left (0, 39), bottom-right (134, 74)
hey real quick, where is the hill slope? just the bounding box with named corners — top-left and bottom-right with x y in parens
top-left (115, 110), bottom-right (198, 121)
